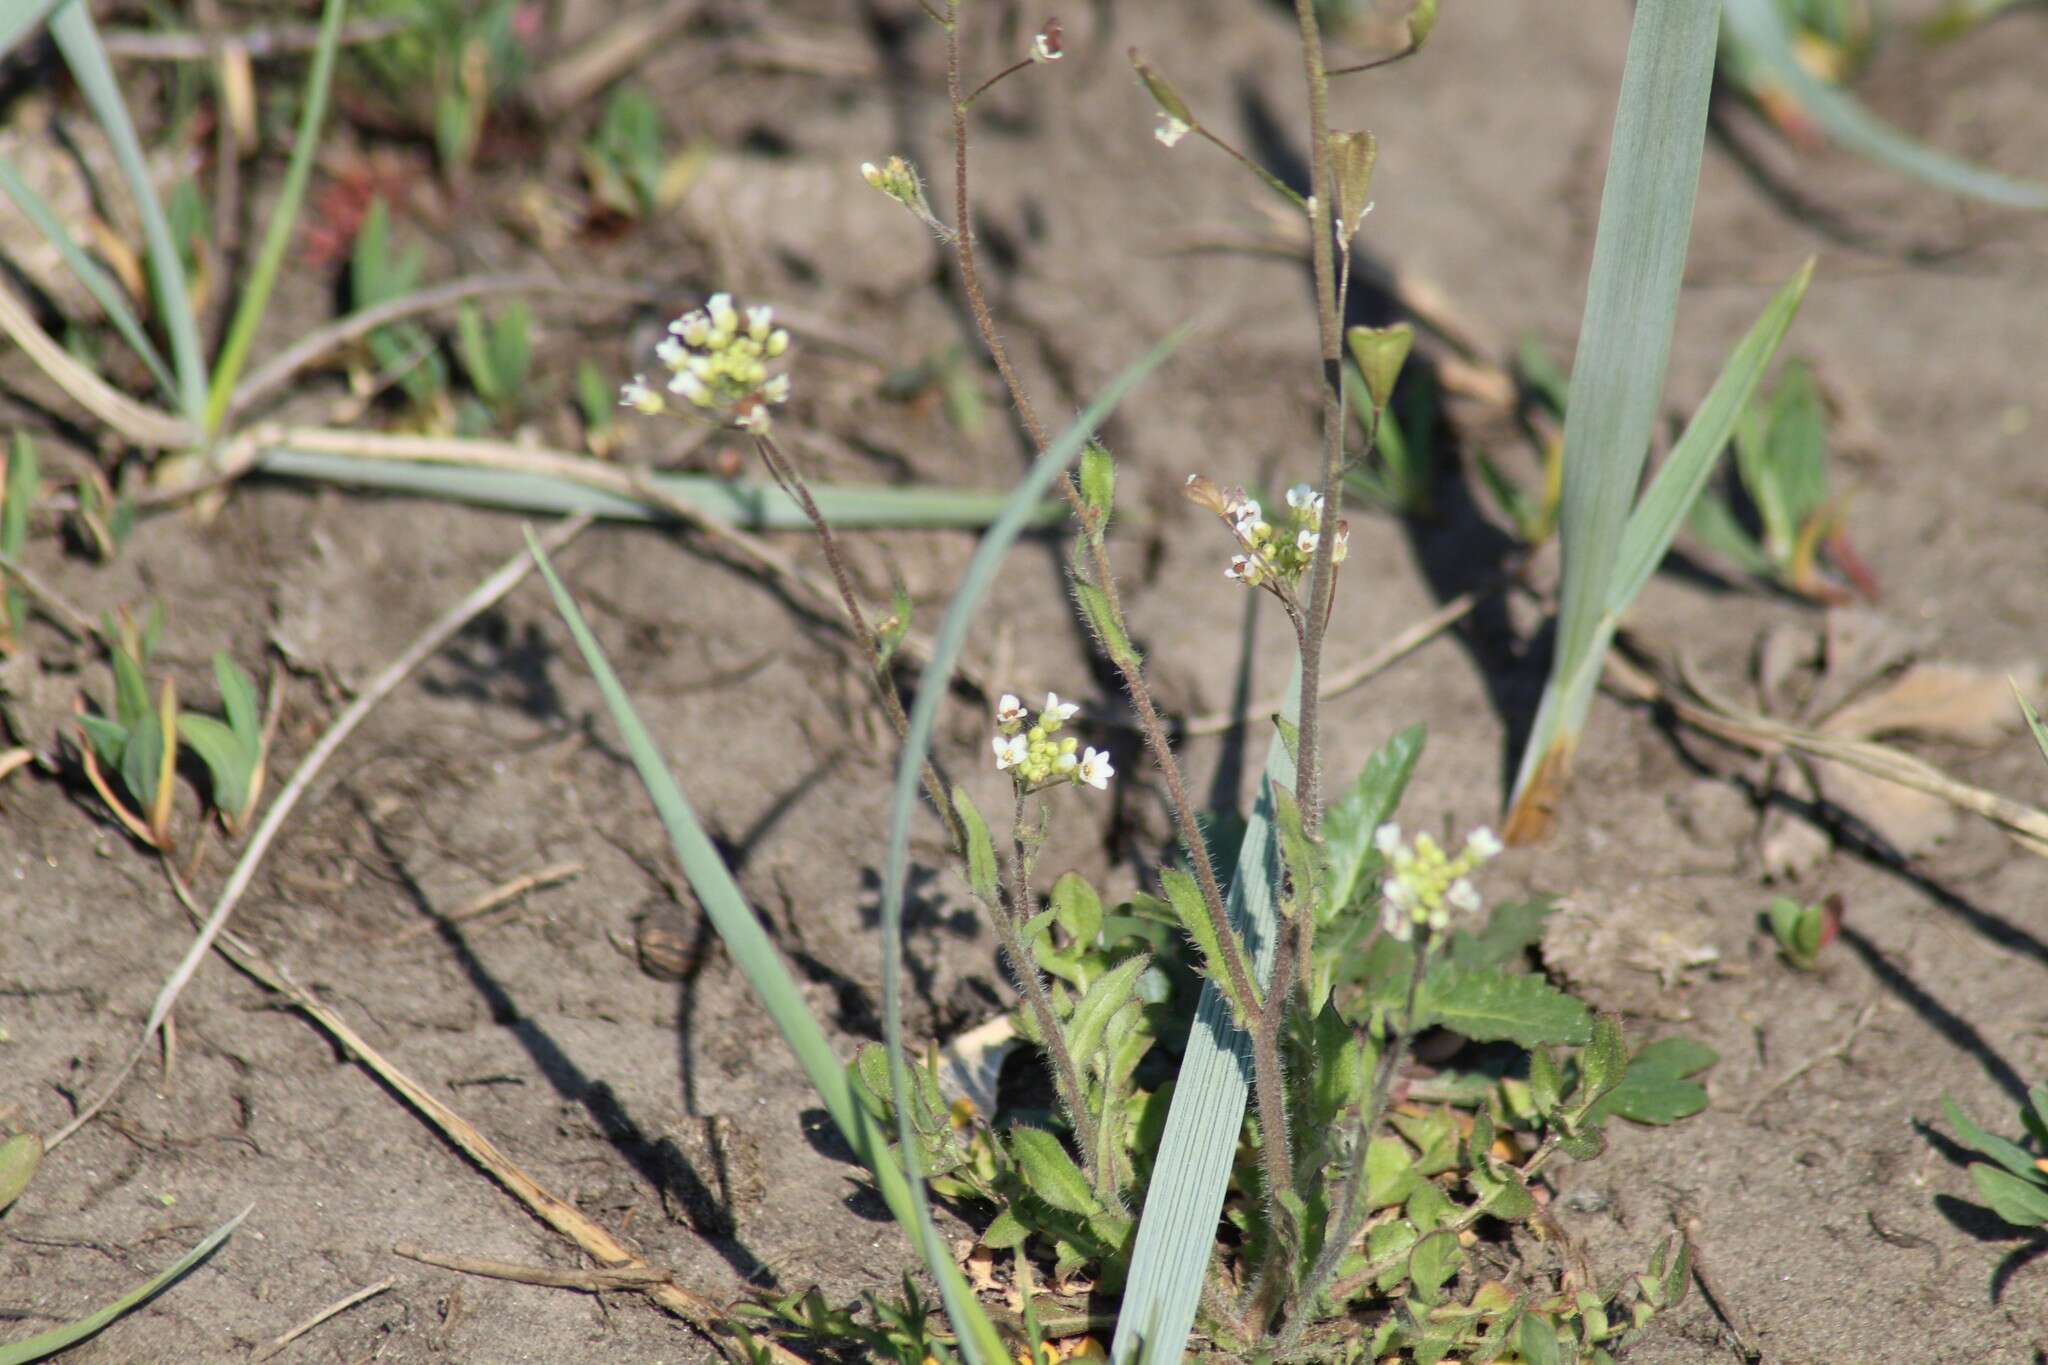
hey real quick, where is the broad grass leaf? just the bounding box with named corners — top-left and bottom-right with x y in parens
top-left (175, 713), bottom-right (252, 820)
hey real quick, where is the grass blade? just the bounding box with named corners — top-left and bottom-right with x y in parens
top-left (1505, 0), bottom-right (1722, 842)
top-left (0, 0), bottom-right (64, 63)
top-left (1724, 0), bottom-right (2048, 209)
top-left (1609, 258), bottom-right (1813, 611)
top-left (880, 334), bottom-right (1180, 1361)
top-left (1111, 665), bottom-right (1297, 1365)
top-left (48, 1), bottom-right (208, 427)
top-left (0, 1203), bottom-right (250, 1364)
top-left (203, 0), bottom-right (348, 433)
top-left (526, 534), bottom-right (1010, 1364)
top-left (254, 445), bottom-right (1061, 528)
top-left (0, 159), bottom-right (177, 402)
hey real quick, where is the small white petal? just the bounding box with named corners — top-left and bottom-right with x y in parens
top-left (1296, 529), bottom-right (1319, 555)
top-left (1380, 897), bottom-right (1413, 942)
top-left (1286, 483), bottom-right (1315, 509)
top-left (993, 734), bottom-right (1027, 770)
top-left (1155, 116), bottom-right (1190, 148)
top-left (1447, 879), bottom-right (1482, 914)
top-left (1374, 823), bottom-right (1402, 858)
top-left (1467, 827), bottom-right (1504, 860)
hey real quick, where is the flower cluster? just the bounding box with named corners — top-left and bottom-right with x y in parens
top-left (1375, 823), bottom-right (1502, 942)
top-left (1185, 476), bottom-right (1349, 592)
top-left (992, 692), bottom-right (1113, 791)
top-left (860, 156), bottom-right (949, 238)
top-left (618, 293), bottom-right (790, 433)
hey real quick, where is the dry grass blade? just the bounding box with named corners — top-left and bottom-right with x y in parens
top-left (0, 548), bottom-right (97, 643)
top-left (392, 1243), bottom-right (674, 1291)
top-left (46, 517), bottom-right (593, 1150)
top-left (0, 279), bottom-right (199, 449)
top-left (1603, 648), bottom-right (2048, 857)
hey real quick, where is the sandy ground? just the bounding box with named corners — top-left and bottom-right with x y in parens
top-left (3, 0), bottom-right (2048, 1360)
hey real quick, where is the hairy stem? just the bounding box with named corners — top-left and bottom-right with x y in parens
top-left (1000, 789), bottom-right (1100, 1179)
top-left (1283, 937), bottom-right (1429, 1340)
top-left (754, 434), bottom-right (960, 851)
top-left (946, 5), bottom-right (1277, 1088)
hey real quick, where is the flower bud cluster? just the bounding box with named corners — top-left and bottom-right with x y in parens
top-left (1185, 476), bottom-right (1350, 591)
top-left (860, 156), bottom-right (949, 238)
top-left (991, 692), bottom-right (1113, 792)
top-left (618, 293), bottom-right (791, 433)
top-left (1375, 823), bottom-right (1503, 942)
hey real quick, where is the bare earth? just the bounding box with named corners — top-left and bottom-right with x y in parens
top-left (4, 1), bottom-right (2047, 1361)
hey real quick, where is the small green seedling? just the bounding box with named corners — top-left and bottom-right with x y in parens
top-left (350, 197), bottom-right (450, 413)
top-left (355, 0), bottom-right (528, 177)
top-left (1765, 892), bottom-right (1841, 971)
top-left (0, 432), bottom-right (36, 653)
top-left (1687, 359), bottom-right (1866, 601)
top-left (454, 299), bottom-right (535, 426)
top-left (580, 84), bottom-right (704, 220)
top-left (1941, 1087), bottom-right (2048, 1230)
top-left (68, 465), bottom-right (138, 564)
top-left (575, 359), bottom-right (619, 457)
top-left (76, 617), bottom-right (269, 847)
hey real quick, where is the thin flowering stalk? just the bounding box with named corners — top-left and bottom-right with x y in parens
top-left (750, 431), bottom-right (962, 852)
top-left (941, 7), bottom-right (1242, 989)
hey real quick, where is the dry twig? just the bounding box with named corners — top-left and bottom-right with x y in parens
top-left (391, 861), bottom-right (584, 944)
top-left (249, 1277), bottom-right (396, 1362)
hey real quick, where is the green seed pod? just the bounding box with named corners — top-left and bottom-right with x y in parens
top-left (1128, 49), bottom-right (1192, 125)
top-left (1329, 130), bottom-right (1378, 237)
top-left (1346, 321), bottom-right (1415, 413)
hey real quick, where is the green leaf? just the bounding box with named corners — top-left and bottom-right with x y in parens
top-left (1365, 1136), bottom-right (1421, 1207)
top-left (1420, 967), bottom-right (1593, 1047)
top-left (1066, 956), bottom-right (1149, 1070)
top-left (112, 647), bottom-right (151, 732)
top-left (119, 708), bottom-right (165, 813)
top-left (0, 1132), bottom-right (40, 1213)
top-left (1686, 493), bottom-right (1772, 577)
top-left (1528, 1047), bottom-right (1564, 1117)
top-left (47, 2), bottom-right (207, 425)
top-left (1578, 1015), bottom-right (1630, 1111)
top-left (1517, 1310), bottom-right (1563, 1365)
top-left (1009, 1126), bottom-right (1098, 1217)
top-left (1079, 441), bottom-right (1115, 526)
top-left (1073, 580), bottom-right (1140, 669)
top-left (2, 432), bottom-right (35, 558)
top-left (1723, 0), bottom-right (2048, 210)
top-left (77, 714), bottom-right (127, 771)
top-left (1407, 1228), bottom-right (1460, 1306)
top-left (1161, 868), bottom-right (1252, 1022)
top-left (203, 0), bottom-right (347, 431)
top-left (1448, 897), bottom-right (1558, 973)
top-left (952, 786), bottom-right (999, 904)
top-left (213, 653), bottom-right (262, 748)
top-left (1323, 724), bottom-right (1426, 915)
top-left (981, 1207), bottom-right (1030, 1250)
top-left (1942, 1096), bottom-right (2042, 1182)
top-left (175, 714), bottom-right (253, 821)
top-left (1968, 1164), bottom-right (2048, 1229)
top-left (0, 1204), bottom-right (249, 1365)
top-left (2027, 1086), bottom-right (2048, 1152)
top-left (1583, 1037), bottom-right (1717, 1126)
top-left (1051, 872), bottom-right (1103, 946)
top-left (1273, 715), bottom-right (1300, 766)
top-left (1471, 1162), bottom-right (1538, 1222)
top-left (456, 303), bottom-right (499, 404)
top-left (1269, 781), bottom-right (1320, 916)
top-left (2015, 681), bottom-right (2048, 769)
top-left (1504, 0), bottom-right (1728, 829)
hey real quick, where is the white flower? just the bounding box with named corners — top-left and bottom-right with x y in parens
top-left (1031, 30), bottom-right (1061, 61)
top-left (1296, 528), bottom-right (1319, 555)
top-left (1382, 876), bottom-right (1416, 913)
top-left (668, 370), bottom-right (709, 404)
top-left (761, 374), bottom-right (791, 404)
top-left (1226, 553), bottom-right (1254, 582)
top-left (861, 161), bottom-right (882, 186)
top-left (1042, 692), bottom-right (1079, 726)
top-left (1077, 747), bottom-right (1114, 790)
top-left (1380, 894), bottom-right (1413, 942)
top-left (671, 309), bottom-right (711, 346)
top-left (707, 292), bottom-right (737, 334)
top-left (618, 375), bottom-right (664, 414)
top-left (996, 694), bottom-right (1028, 727)
top-left (1332, 525), bottom-right (1350, 564)
top-left (1155, 116), bottom-right (1190, 148)
top-left (746, 305), bottom-right (775, 341)
top-left (993, 734), bottom-right (1027, 770)
top-left (1231, 498), bottom-right (1262, 528)
top-left (1447, 878), bottom-right (1481, 914)
top-left (1286, 483), bottom-right (1322, 511)
top-left (1374, 822), bottom-right (1402, 858)
top-left (1466, 827), bottom-right (1503, 861)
